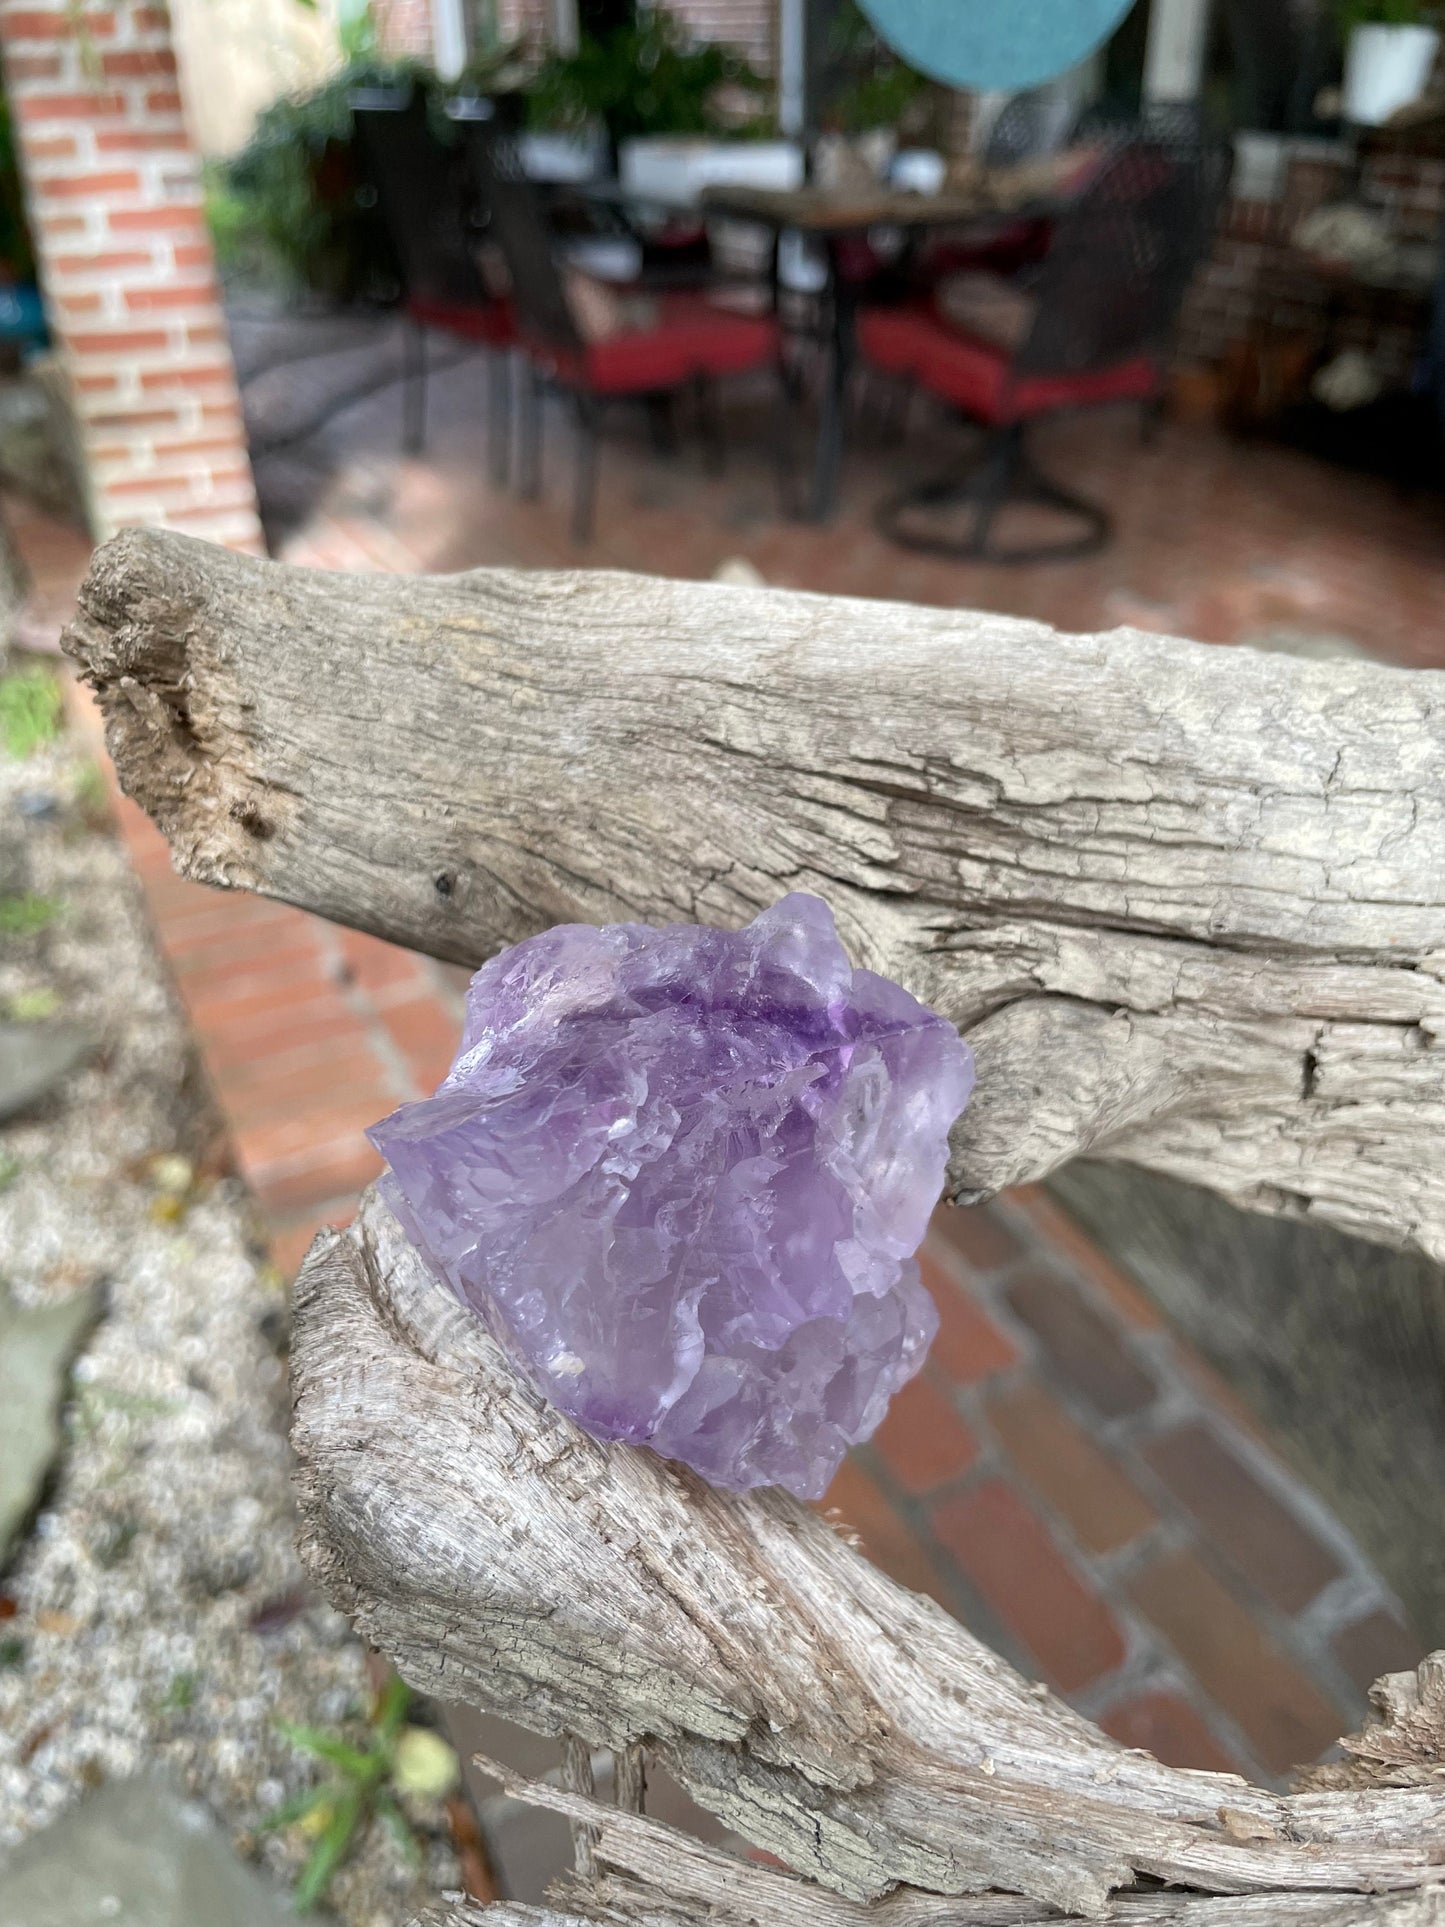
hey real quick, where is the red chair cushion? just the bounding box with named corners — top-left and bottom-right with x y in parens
top-left (406, 293), bottom-right (516, 348)
top-left (541, 294), bottom-right (779, 396)
top-left (858, 302), bottom-right (1158, 425)
top-left (919, 217), bottom-right (1053, 282)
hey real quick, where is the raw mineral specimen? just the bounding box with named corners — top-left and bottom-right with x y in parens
top-left (368, 894), bottom-right (973, 1498)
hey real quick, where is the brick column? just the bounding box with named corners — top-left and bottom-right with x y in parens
top-left (0, 0), bottom-right (264, 552)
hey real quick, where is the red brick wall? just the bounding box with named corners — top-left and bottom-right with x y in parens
top-left (497, 0), bottom-right (548, 45)
top-left (0, 0), bottom-right (263, 551)
top-left (375, 0), bottom-right (435, 60)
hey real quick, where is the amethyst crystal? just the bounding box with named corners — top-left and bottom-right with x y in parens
top-left (368, 895), bottom-right (973, 1498)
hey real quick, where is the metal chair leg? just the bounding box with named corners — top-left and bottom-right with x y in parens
top-left (572, 394), bottom-right (600, 546)
top-left (644, 392), bottom-right (677, 456)
top-left (518, 362), bottom-right (542, 501)
top-left (774, 355), bottom-right (803, 519)
top-left (694, 372), bottom-right (725, 476)
top-left (402, 319), bottom-right (427, 454)
top-left (875, 419), bottom-right (1111, 565)
top-left (488, 349), bottom-right (512, 488)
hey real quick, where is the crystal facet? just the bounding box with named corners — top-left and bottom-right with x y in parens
top-left (368, 894), bottom-right (974, 1498)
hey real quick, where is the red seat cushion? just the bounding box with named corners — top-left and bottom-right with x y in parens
top-left (858, 302), bottom-right (1158, 425)
top-left (406, 293), bottom-right (516, 348)
top-left (539, 294), bottom-right (780, 396)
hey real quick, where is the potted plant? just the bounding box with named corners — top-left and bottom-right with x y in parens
top-left (1339, 0), bottom-right (1441, 125)
top-left (526, 12), bottom-right (767, 179)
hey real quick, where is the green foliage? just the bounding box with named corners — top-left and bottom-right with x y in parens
top-left (528, 13), bottom-right (766, 142)
top-left (0, 895), bottom-right (59, 937)
top-left (7, 988), bottom-right (62, 1021)
top-left (163, 1670), bottom-right (199, 1711)
top-left (0, 669), bottom-right (62, 760)
top-left (217, 27), bottom-right (519, 296)
top-left (1337, 0), bottom-right (1436, 25)
top-left (71, 760), bottom-right (108, 824)
top-left (0, 94), bottom-right (36, 283)
top-left (267, 1674), bottom-right (456, 1912)
top-left (823, 0), bottom-right (928, 134)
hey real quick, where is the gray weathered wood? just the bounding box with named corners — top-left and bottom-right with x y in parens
top-left (63, 528), bottom-right (1445, 1260)
top-left (414, 1887), bottom-right (1445, 1927)
top-left (292, 1191), bottom-right (1445, 1927)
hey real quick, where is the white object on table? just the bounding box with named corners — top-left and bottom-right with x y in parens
top-left (1343, 24), bottom-right (1440, 127)
top-left (891, 149), bottom-right (946, 195)
top-left (519, 130), bottom-right (608, 183)
top-left (619, 138), bottom-right (804, 207)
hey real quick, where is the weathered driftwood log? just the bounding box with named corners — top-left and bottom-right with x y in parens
top-left (62, 530), bottom-right (1445, 1922)
top-left (63, 528), bottom-right (1445, 1261)
top-left (297, 1191), bottom-right (1445, 1927)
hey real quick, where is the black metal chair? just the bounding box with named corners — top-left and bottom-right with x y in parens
top-left (350, 90), bottom-right (516, 478)
top-left (984, 87), bottom-right (1082, 166)
top-left (465, 128), bottom-right (784, 545)
top-left (913, 90), bottom-right (1087, 293)
top-left (861, 135), bottom-right (1230, 563)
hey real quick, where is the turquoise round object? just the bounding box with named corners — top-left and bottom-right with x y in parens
top-left (858, 0), bottom-right (1139, 92)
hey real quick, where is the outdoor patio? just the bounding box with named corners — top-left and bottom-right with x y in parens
top-left (3, 0), bottom-right (1445, 1916)
top-left (11, 283), bottom-right (1437, 1901)
top-left (237, 308), bottom-right (1445, 671)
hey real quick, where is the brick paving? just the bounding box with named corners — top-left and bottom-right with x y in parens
top-left (75, 746), bottom-right (1420, 1794)
top-left (23, 305), bottom-right (1437, 1824)
top-left (241, 311), bottom-right (1445, 674)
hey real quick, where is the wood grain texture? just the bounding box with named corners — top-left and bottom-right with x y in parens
top-left (61, 527), bottom-right (1445, 1923)
top-left (61, 531), bottom-right (1445, 1259)
top-left (293, 1191), bottom-right (1445, 1926)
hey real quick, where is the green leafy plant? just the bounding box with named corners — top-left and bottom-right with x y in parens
top-left (0, 94), bottom-right (36, 285)
top-left (0, 895), bottom-right (59, 937)
top-left (0, 669), bottom-right (62, 760)
top-left (1337, 0), bottom-right (1437, 27)
top-left (528, 14), bottom-right (766, 143)
top-left (266, 1675), bottom-right (459, 1912)
top-left (6, 987), bottom-right (62, 1021)
top-left (217, 29), bottom-right (520, 297)
top-left (822, 0), bottom-right (929, 135)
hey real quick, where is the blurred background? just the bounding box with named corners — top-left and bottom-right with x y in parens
top-left (1, 1), bottom-right (1443, 1921)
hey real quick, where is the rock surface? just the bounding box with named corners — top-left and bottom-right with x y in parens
top-left (0, 675), bottom-right (454, 1924)
top-left (0, 1779), bottom-right (295, 1927)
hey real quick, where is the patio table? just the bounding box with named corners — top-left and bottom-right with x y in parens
top-left (701, 179), bottom-right (1061, 519)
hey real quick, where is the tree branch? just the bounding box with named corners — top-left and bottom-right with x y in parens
top-left (62, 530), bottom-right (1445, 1258)
top-left (291, 1193), bottom-right (1445, 1926)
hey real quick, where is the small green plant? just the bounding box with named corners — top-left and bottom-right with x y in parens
top-left (0, 669), bottom-right (62, 760)
top-left (0, 894), bottom-right (59, 937)
top-left (7, 987), bottom-right (61, 1021)
top-left (0, 1152), bottom-right (20, 1193)
top-left (163, 1669), bottom-right (199, 1712)
top-left (266, 1674), bottom-right (459, 1912)
top-left (71, 759), bottom-right (109, 826)
top-left (823, 0), bottom-right (929, 135)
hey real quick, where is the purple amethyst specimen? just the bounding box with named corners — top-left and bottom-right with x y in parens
top-left (367, 894), bottom-right (974, 1499)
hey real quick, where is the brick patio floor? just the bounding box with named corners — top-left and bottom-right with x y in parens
top-left (27, 308), bottom-right (1436, 1871)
